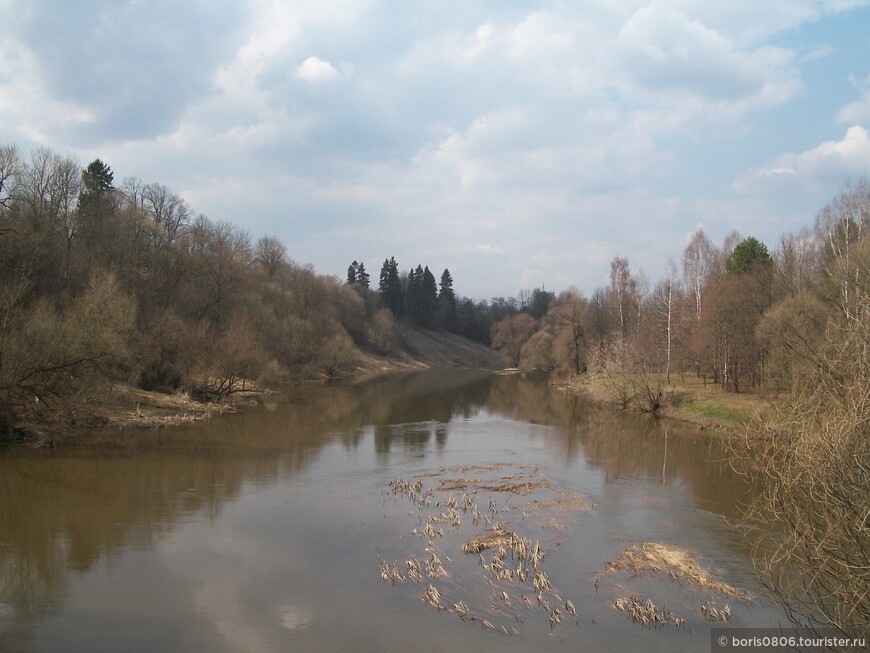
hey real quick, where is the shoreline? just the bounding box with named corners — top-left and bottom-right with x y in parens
top-left (5, 328), bottom-right (504, 446)
top-left (554, 373), bottom-right (768, 435)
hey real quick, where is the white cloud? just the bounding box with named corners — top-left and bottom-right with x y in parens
top-left (0, 33), bottom-right (96, 144)
top-left (616, 4), bottom-right (800, 110)
top-left (734, 125), bottom-right (870, 193)
top-left (3, 0), bottom-right (869, 296)
top-left (837, 73), bottom-right (870, 123)
top-left (295, 56), bottom-right (340, 82)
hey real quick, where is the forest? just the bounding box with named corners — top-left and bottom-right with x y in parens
top-left (490, 182), bottom-right (870, 406)
top-left (0, 144), bottom-right (511, 441)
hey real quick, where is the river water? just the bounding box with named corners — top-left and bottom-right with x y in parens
top-left (0, 370), bottom-right (790, 652)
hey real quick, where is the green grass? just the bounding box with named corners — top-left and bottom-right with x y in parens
top-left (683, 399), bottom-right (746, 423)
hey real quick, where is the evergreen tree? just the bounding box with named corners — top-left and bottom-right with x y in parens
top-left (421, 266), bottom-right (437, 326)
top-left (405, 265), bottom-right (423, 322)
top-left (529, 287), bottom-right (555, 319)
top-left (438, 269), bottom-right (456, 306)
top-left (378, 257), bottom-right (403, 316)
top-left (356, 261), bottom-right (370, 288)
top-left (78, 159), bottom-right (117, 271)
top-left (347, 260), bottom-right (358, 285)
top-left (378, 258), bottom-right (390, 294)
top-left (437, 268), bottom-right (458, 328)
top-left (82, 159), bottom-right (114, 194)
top-left (725, 237), bottom-right (772, 278)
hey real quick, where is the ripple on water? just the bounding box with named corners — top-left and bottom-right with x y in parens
top-left (277, 603), bottom-right (315, 631)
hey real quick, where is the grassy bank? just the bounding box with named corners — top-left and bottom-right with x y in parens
top-left (561, 373), bottom-right (769, 433)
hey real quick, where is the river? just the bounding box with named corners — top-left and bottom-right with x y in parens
top-left (0, 369), bottom-right (791, 652)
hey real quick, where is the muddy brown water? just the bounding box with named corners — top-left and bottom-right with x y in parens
top-left (0, 370), bottom-right (791, 652)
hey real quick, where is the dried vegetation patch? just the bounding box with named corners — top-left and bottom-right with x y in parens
top-left (380, 463), bottom-right (594, 636)
top-left (605, 541), bottom-right (752, 601)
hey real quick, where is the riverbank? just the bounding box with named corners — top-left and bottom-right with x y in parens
top-left (558, 373), bottom-right (770, 433)
top-left (5, 327), bottom-right (503, 446)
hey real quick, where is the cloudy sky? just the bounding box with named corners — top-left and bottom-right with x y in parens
top-left (1, 0), bottom-right (869, 298)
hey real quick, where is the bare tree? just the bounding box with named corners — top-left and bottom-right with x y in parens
top-left (682, 227), bottom-right (713, 326)
top-left (142, 182), bottom-right (191, 248)
top-left (120, 176), bottom-right (146, 210)
top-left (816, 180), bottom-right (870, 310)
top-left (549, 288), bottom-right (587, 375)
top-left (609, 256), bottom-right (637, 340)
top-left (736, 281), bottom-right (870, 640)
top-left (254, 235), bottom-right (287, 278)
top-left (651, 260), bottom-right (679, 383)
top-left (491, 313), bottom-right (537, 368)
top-left (774, 229), bottom-right (819, 297)
top-left (0, 144), bottom-right (21, 215)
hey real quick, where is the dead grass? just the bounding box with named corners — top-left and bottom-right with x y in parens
top-left (84, 383), bottom-right (264, 430)
top-left (382, 463), bottom-right (591, 635)
top-left (476, 480), bottom-right (548, 494)
top-left (461, 525), bottom-right (514, 553)
top-left (604, 542), bottom-right (752, 602)
top-left (437, 478), bottom-right (483, 491)
top-left (521, 490), bottom-right (595, 514)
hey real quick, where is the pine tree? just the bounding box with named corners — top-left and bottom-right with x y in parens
top-left (438, 269), bottom-right (456, 307)
top-left (82, 159), bottom-right (114, 194)
top-left (421, 266), bottom-right (438, 326)
top-left (405, 265), bottom-right (423, 322)
top-left (78, 159), bottom-right (117, 271)
top-left (356, 261), bottom-right (370, 288)
top-left (379, 257), bottom-right (403, 316)
top-left (347, 260), bottom-right (359, 285)
top-left (437, 268), bottom-right (458, 328)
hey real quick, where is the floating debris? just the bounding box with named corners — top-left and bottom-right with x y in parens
top-left (701, 601), bottom-right (732, 622)
top-left (381, 464), bottom-right (586, 635)
top-left (461, 525), bottom-right (514, 554)
top-left (426, 553), bottom-right (448, 579)
top-left (533, 571), bottom-right (551, 593)
top-left (612, 594), bottom-right (685, 629)
top-left (422, 585), bottom-right (444, 610)
top-left (406, 558), bottom-right (424, 583)
top-left (604, 542), bottom-right (752, 602)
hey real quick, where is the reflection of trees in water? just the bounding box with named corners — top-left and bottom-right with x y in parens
top-left (571, 405), bottom-right (754, 519)
top-left (0, 369), bottom-right (758, 650)
top-left (485, 374), bottom-right (756, 522)
top-left (348, 368), bottom-right (494, 426)
top-left (0, 368), bottom-right (497, 647)
top-left (0, 453), bottom-right (255, 650)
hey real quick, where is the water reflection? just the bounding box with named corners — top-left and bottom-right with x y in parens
top-left (0, 370), bottom-right (771, 652)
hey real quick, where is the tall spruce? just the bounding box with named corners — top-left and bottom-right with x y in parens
top-left (347, 260), bottom-right (358, 285)
top-left (405, 265), bottom-right (424, 322)
top-left (421, 266), bottom-right (438, 326)
top-left (378, 257), bottom-right (403, 316)
top-left (356, 261), bottom-right (370, 288)
top-left (438, 268), bottom-right (458, 327)
top-left (438, 269), bottom-right (456, 306)
top-left (78, 159), bottom-right (117, 272)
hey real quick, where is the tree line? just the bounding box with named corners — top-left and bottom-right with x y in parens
top-left (488, 182), bottom-right (868, 403)
top-left (0, 143), bottom-right (497, 441)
